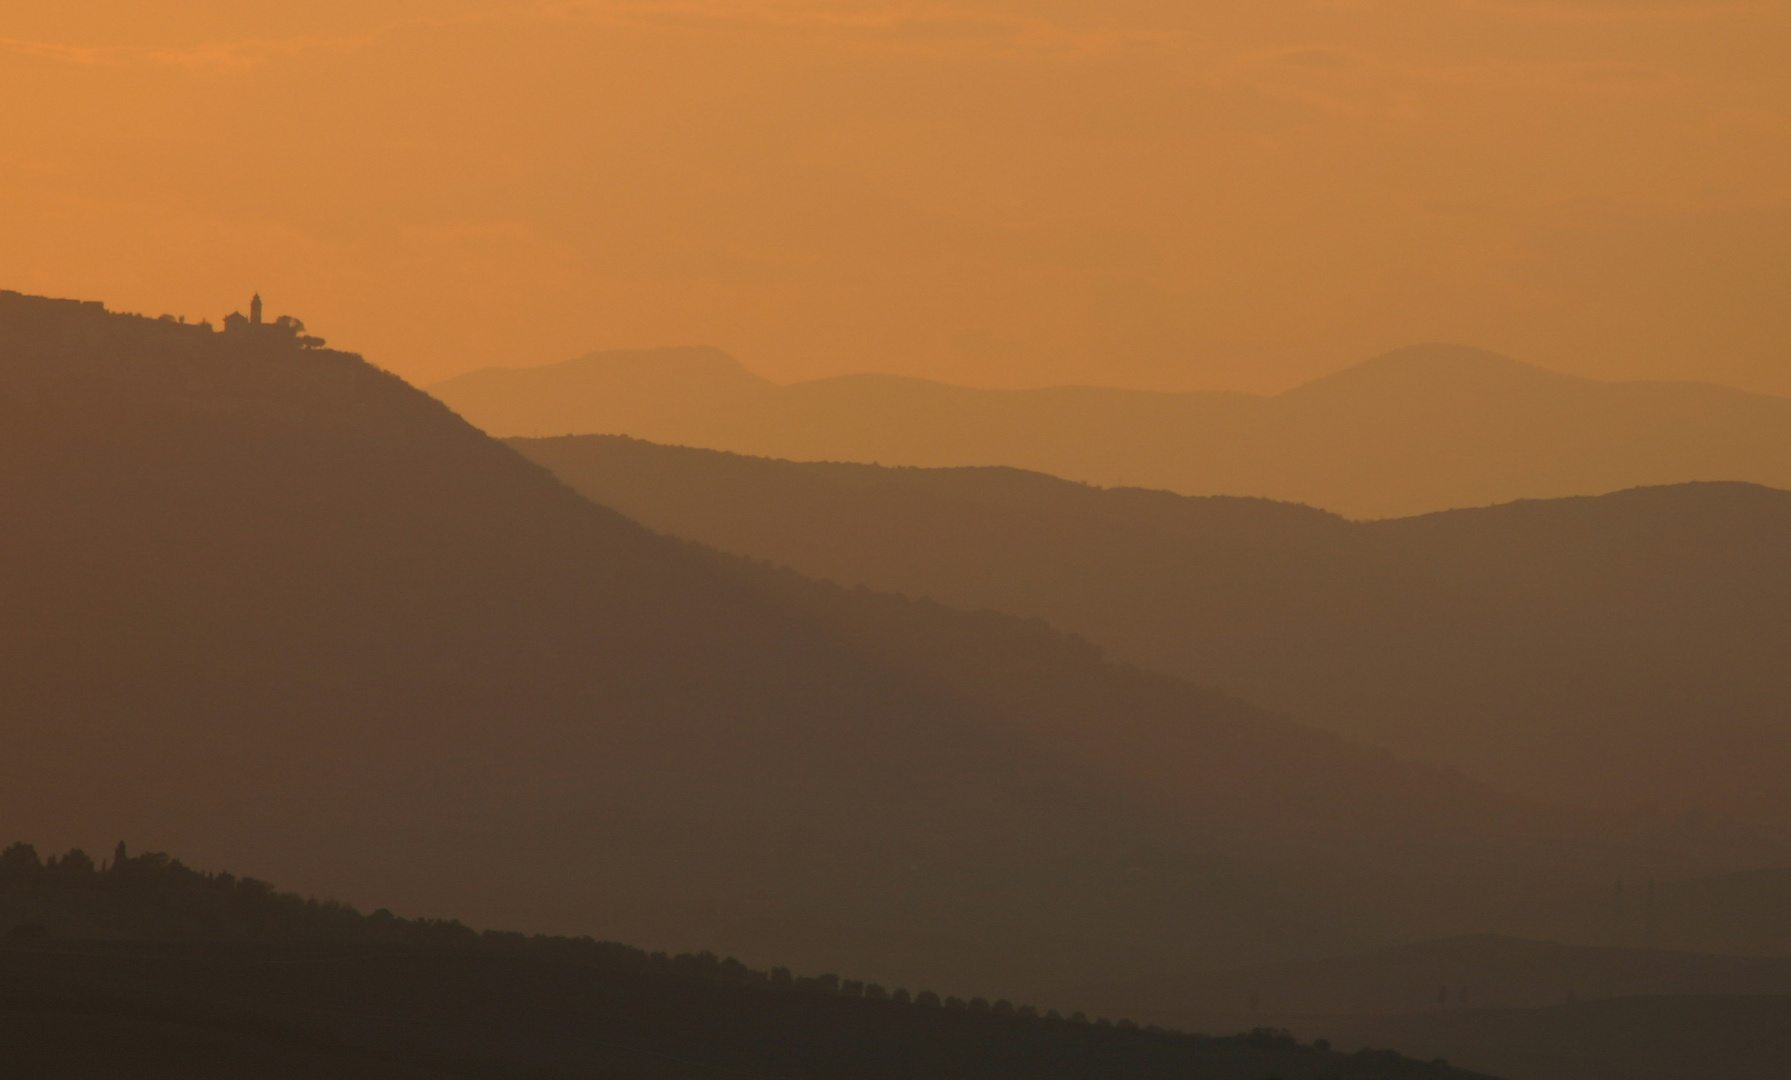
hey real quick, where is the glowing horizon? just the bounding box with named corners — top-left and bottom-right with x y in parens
top-left (3, 0), bottom-right (1787, 397)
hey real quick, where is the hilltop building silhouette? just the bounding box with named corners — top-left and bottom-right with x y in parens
top-left (222, 294), bottom-right (325, 348)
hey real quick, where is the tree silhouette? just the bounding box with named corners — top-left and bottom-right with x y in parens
top-left (0, 842), bottom-right (40, 873)
top-left (53, 849), bottom-right (95, 873)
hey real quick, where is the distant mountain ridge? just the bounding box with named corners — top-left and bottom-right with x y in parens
top-left (1144, 929), bottom-right (1791, 1079)
top-left (1115, 930), bottom-right (1791, 1024)
top-left (511, 434), bottom-right (1791, 832)
top-left (432, 344), bottom-right (1791, 519)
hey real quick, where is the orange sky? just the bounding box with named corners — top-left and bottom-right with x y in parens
top-left (3, 1), bottom-right (1788, 394)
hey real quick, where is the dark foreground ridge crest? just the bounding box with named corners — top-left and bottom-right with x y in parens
top-left (0, 841), bottom-right (1479, 1080)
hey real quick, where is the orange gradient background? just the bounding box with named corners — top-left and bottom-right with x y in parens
top-left (3, 0), bottom-right (1788, 393)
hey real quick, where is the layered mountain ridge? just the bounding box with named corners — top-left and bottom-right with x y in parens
top-left (510, 434), bottom-right (1791, 833)
top-left (433, 344), bottom-right (1791, 519)
top-left (1, 289), bottom-right (1680, 1009)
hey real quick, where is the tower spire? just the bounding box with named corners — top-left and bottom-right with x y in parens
top-left (250, 294), bottom-right (262, 325)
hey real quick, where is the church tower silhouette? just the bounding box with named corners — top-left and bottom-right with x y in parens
top-left (250, 294), bottom-right (263, 325)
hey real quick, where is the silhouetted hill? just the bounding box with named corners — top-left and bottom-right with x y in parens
top-left (0, 290), bottom-right (1654, 1007)
top-left (432, 344), bottom-right (1791, 518)
top-left (510, 436), bottom-right (1791, 839)
top-left (0, 843), bottom-right (1486, 1080)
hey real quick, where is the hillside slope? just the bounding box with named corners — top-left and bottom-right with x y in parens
top-left (0, 290), bottom-right (1645, 1005)
top-left (510, 435), bottom-right (1791, 832)
top-left (432, 344), bottom-right (1791, 519)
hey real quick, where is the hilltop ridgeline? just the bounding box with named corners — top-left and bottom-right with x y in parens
top-left (0, 289), bottom-right (325, 350)
top-left (431, 343), bottom-right (1791, 519)
top-left (0, 840), bottom-right (1112, 1026)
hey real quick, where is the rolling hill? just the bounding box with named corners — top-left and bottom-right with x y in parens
top-left (0, 289), bottom-right (1670, 1008)
top-left (509, 435), bottom-right (1791, 838)
top-left (430, 345), bottom-right (1791, 519)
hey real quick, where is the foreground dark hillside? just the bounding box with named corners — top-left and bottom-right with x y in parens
top-left (510, 435), bottom-right (1791, 841)
top-left (430, 343), bottom-right (1791, 518)
top-left (0, 290), bottom-right (1642, 1004)
top-left (0, 845), bottom-right (1481, 1080)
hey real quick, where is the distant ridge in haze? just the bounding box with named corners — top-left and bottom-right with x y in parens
top-left (433, 345), bottom-right (1791, 519)
top-left (1154, 932), bottom-right (1791, 1080)
top-left (513, 434), bottom-right (1791, 831)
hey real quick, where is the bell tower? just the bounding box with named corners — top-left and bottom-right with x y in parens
top-left (250, 293), bottom-right (263, 325)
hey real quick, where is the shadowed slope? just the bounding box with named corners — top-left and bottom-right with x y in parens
top-left (510, 435), bottom-right (1791, 838)
top-left (0, 291), bottom-right (1639, 1005)
top-left (433, 344), bottom-right (1791, 519)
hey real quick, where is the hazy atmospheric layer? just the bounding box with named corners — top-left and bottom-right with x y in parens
top-left (438, 344), bottom-right (1791, 519)
top-left (4, 0), bottom-right (1789, 397)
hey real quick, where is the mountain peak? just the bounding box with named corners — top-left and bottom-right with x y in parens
top-left (1279, 344), bottom-right (1585, 401)
top-left (557, 344), bottom-right (768, 384)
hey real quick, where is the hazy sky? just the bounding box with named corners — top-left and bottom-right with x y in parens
top-left (3, 1), bottom-right (1787, 393)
